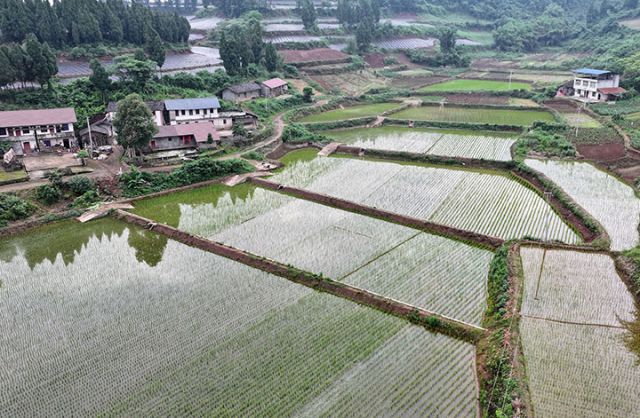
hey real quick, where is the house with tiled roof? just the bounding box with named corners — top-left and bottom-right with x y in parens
top-left (261, 78), bottom-right (288, 98)
top-left (0, 108), bottom-right (77, 155)
top-left (221, 82), bottom-right (263, 102)
top-left (164, 97), bottom-right (221, 125)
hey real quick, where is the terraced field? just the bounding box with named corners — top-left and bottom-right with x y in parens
top-left (390, 105), bottom-right (555, 126)
top-left (134, 185), bottom-right (493, 325)
top-left (328, 126), bottom-right (516, 161)
top-left (298, 102), bottom-right (403, 123)
top-left (419, 79), bottom-right (531, 92)
top-left (519, 247), bottom-right (640, 417)
top-left (0, 218), bottom-right (479, 416)
top-left (273, 157), bottom-right (580, 243)
top-left (562, 112), bottom-right (602, 128)
top-left (526, 159), bottom-right (640, 251)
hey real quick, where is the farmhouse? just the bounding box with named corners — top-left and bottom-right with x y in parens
top-left (0, 107), bottom-right (77, 156)
top-left (149, 122), bottom-right (219, 153)
top-left (572, 68), bottom-right (626, 102)
top-left (106, 100), bottom-right (165, 126)
top-left (221, 82), bottom-right (263, 102)
top-left (164, 97), bottom-right (220, 125)
top-left (261, 78), bottom-right (289, 97)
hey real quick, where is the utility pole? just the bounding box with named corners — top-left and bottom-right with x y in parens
top-left (86, 116), bottom-right (94, 153)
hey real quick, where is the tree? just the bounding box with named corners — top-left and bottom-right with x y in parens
top-left (24, 33), bottom-right (57, 88)
top-left (144, 25), bottom-right (165, 68)
top-left (0, 46), bottom-right (15, 87)
top-left (89, 59), bottom-right (111, 102)
top-left (264, 43), bottom-right (279, 72)
top-left (111, 54), bottom-right (156, 90)
top-left (437, 27), bottom-right (456, 55)
top-left (298, 0), bottom-right (317, 31)
top-left (303, 86), bottom-right (314, 103)
top-left (355, 17), bottom-right (374, 53)
top-left (113, 93), bottom-right (158, 158)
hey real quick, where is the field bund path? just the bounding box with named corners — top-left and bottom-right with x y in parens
top-left (114, 209), bottom-right (486, 343)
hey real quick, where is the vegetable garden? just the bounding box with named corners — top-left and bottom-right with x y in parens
top-left (298, 102), bottom-right (403, 123)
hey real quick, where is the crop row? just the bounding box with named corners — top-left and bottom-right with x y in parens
top-left (526, 159), bottom-right (640, 251)
top-left (0, 219), bottom-right (479, 416)
top-left (519, 247), bottom-right (640, 417)
top-left (331, 127), bottom-right (515, 161)
top-left (390, 105), bottom-right (555, 126)
top-left (140, 184), bottom-right (493, 325)
top-left (272, 157), bottom-right (580, 243)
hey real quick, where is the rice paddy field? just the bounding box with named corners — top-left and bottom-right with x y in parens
top-left (272, 157), bottom-right (580, 243)
top-left (519, 247), bottom-right (640, 417)
top-left (526, 159), bottom-right (640, 251)
top-left (0, 218), bottom-right (480, 416)
top-left (133, 184), bottom-right (493, 326)
top-left (298, 102), bottom-right (403, 123)
top-left (419, 79), bottom-right (532, 93)
top-left (327, 126), bottom-right (517, 161)
top-left (390, 105), bottom-right (555, 126)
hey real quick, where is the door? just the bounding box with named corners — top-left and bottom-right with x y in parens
top-left (23, 142), bottom-right (31, 153)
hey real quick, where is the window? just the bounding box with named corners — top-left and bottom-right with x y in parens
top-left (22, 127), bottom-right (30, 134)
top-left (0, 127), bottom-right (6, 136)
top-left (61, 124), bottom-right (69, 131)
top-left (189, 110), bottom-right (193, 115)
top-left (181, 110), bottom-right (186, 115)
top-left (195, 109), bottom-right (200, 115)
top-left (223, 119), bottom-right (227, 124)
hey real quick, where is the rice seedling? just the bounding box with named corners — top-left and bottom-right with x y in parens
top-left (519, 247), bottom-right (640, 417)
top-left (391, 106), bottom-right (555, 126)
top-left (526, 159), bottom-right (640, 251)
top-left (272, 158), bottom-right (580, 243)
top-left (0, 218), bottom-right (479, 416)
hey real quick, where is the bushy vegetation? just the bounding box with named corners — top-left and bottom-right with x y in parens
top-left (281, 123), bottom-right (328, 143)
top-left (35, 184), bottom-right (62, 205)
top-left (66, 176), bottom-right (95, 196)
top-left (119, 158), bottom-right (254, 197)
top-left (479, 243), bottom-right (521, 418)
top-left (244, 95), bottom-right (306, 119)
top-left (0, 193), bottom-right (35, 227)
top-left (0, 0), bottom-right (189, 48)
top-left (514, 128), bottom-right (576, 158)
top-left (241, 151), bottom-right (265, 161)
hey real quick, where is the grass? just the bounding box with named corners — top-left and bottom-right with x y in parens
top-left (419, 79), bottom-right (531, 93)
top-left (0, 169), bottom-right (28, 185)
top-left (391, 105), bottom-right (555, 126)
top-left (298, 103), bottom-right (402, 123)
top-left (562, 113), bottom-right (602, 128)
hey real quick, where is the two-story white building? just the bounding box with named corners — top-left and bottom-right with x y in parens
top-left (164, 97), bottom-right (221, 125)
top-left (0, 108), bottom-right (77, 156)
top-left (573, 68), bottom-right (626, 103)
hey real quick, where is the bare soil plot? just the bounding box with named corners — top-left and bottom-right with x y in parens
top-left (280, 48), bottom-right (350, 65)
top-left (310, 72), bottom-right (389, 95)
top-left (519, 247), bottom-right (640, 417)
top-left (577, 142), bottom-right (626, 161)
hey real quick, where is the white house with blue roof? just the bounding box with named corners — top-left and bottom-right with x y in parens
top-left (164, 97), bottom-right (221, 125)
top-left (572, 68), bottom-right (625, 102)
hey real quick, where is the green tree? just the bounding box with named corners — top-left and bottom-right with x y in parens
top-left (89, 59), bottom-right (111, 102)
top-left (24, 33), bottom-right (57, 87)
top-left (298, 0), bottom-right (317, 31)
top-left (302, 86), bottom-right (313, 103)
top-left (144, 25), bottom-right (165, 68)
top-left (113, 93), bottom-right (158, 158)
top-left (264, 42), bottom-right (279, 72)
top-left (355, 17), bottom-right (374, 53)
top-left (0, 46), bottom-right (16, 87)
top-left (111, 54), bottom-right (156, 89)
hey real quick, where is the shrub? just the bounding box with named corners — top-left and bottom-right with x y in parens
top-left (514, 128), bottom-right (576, 158)
top-left (72, 190), bottom-right (101, 209)
top-left (67, 176), bottom-right (95, 196)
top-left (119, 158), bottom-right (254, 197)
top-left (0, 193), bottom-right (35, 227)
top-left (281, 123), bottom-right (328, 143)
top-left (241, 151), bottom-right (265, 161)
top-left (303, 86), bottom-right (314, 103)
top-left (35, 184), bottom-right (62, 205)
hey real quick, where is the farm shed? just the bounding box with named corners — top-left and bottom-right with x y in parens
top-left (221, 82), bottom-right (263, 102)
top-left (261, 78), bottom-right (289, 98)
